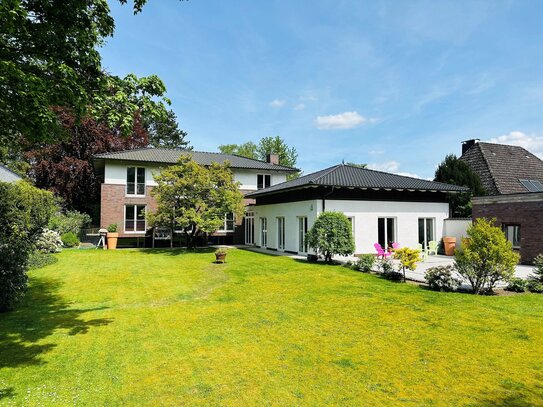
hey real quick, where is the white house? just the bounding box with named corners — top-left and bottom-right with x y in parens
top-left (244, 164), bottom-right (467, 255)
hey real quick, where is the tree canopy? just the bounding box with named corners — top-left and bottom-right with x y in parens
top-left (306, 212), bottom-right (355, 263)
top-left (148, 155), bottom-right (244, 248)
top-left (434, 154), bottom-right (485, 217)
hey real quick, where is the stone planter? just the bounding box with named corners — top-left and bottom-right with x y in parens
top-left (107, 232), bottom-right (119, 250)
top-left (443, 237), bottom-right (456, 256)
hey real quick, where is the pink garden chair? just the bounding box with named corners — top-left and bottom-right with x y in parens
top-left (374, 243), bottom-right (391, 259)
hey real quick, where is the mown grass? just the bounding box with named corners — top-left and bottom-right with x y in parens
top-left (1, 248), bottom-right (542, 405)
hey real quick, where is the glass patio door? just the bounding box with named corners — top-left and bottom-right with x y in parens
top-left (298, 217), bottom-right (308, 253)
top-left (418, 218), bottom-right (435, 249)
top-left (277, 217), bottom-right (285, 250)
top-left (245, 212), bottom-right (254, 245)
top-left (378, 217), bottom-right (395, 249)
top-left (260, 217), bottom-right (268, 248)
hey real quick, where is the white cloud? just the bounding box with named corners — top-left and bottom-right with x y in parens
top-left (293, 103), bottom-right (305, 111)
top-left (368, 161), bottom-right (420, 178)
top-left (368, 149), bottom-right (384, 155)
top-left (488, 131), bottom-right (543, 158)
top-left (315, 111), bottom-right (370, 130)
top-left (269, 99), bottom-right (285, 108)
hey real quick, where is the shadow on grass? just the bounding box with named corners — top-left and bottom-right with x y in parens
top-left (473, 380), bottom-right (543, 406)
top-left (138, 247), bottom-right (216, 256)
top-left (0, 277), bottom-right (112, 372)
top-left (0, 388), bottom-right (14, 400)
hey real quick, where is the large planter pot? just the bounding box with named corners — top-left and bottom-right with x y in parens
top-left (107, 232), bottom-right (119, 250)
top-left (443, 237), bottom-right (457, 256)
top-left (215, 253), bottom-right (227, 263)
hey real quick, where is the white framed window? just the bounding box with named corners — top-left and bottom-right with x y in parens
top-left (245, 212), bottom-right (255, 245)
top-left (378, 217), bottom-right (396, 250)
top-left (260, 217), bottom-right (268, 248)
top-left (125, 205), bottom-right (146, 232)
top-left (503, 224), bottom-right (521, 249)
top-left (217, 213), bottom-right (235, 232)
top-left (127, 167), bottom-right (146, 196)
top-left (257, 174), bottom-right (271, 190)
top-left (277, 217), bottom-right (285, 250)
top-left (298, 216), bottom-right (308, 253)
top-left (418, 218), bottom-right (435, 249)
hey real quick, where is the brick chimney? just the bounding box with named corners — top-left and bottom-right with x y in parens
top-left (266, 153), bottom-right (279, 165)
top-left (461, 139), bottom-right (480, 155)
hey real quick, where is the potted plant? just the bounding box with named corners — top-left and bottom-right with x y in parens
top-left (107, 224), bottom-right (119, 250)
top-left (215, 248), bottom-right (228, 263)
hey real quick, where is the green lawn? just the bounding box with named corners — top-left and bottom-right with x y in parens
top-left (1, 249), bottom-right (543, 405)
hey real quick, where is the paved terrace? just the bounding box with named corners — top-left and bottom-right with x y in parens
top-left (240, 246), bottom-right (535, 288)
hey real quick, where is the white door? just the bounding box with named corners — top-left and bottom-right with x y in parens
top-left (277, 217), bottom-right (285, 251)
top-left (260, 218), bottom-right (268, 248)
top-left (245, 212), bottom-right (254, 245)
top-left (298, 217), bottom-right (308, 254)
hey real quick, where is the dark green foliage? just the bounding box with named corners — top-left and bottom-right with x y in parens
top-left (107, 224), bottom-right (118, 233)
top-left (377, 258), bottom-right (394, 274)
top-left (434, 154), bottom-right (485, 217)
top-left (528, 254), bottom-right (543, 283)
top-left (147, 110), bottom-right (190, 149)
top-left (425, 265), bottom-right (462, 291)
top-left (526, 281), bottom-right (543, 293)
top-left (382, 270), bottom-right (404, 281)
top-left (27, 251), bottom-right (58, 270)
top-left (306, 212), bottom-right (355, 263)
top-left (61, 232), bottom-right (80, 248)
top-left (506, 278), bottom-right (527, 293)
top-left (49, 210), bottom-right (92, 237)
top-left (352, 254), bottom-right (375, 272)
top-left (0, 181), bottom-right (57, 311)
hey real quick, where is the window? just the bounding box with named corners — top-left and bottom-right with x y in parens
top-left (277, 217), bottom-right (285, 250)
top-left (519, 179), bottom-right (543, 192)
top-left (418, 218), bottom-right (435, 249)
top-left (245, 212), bottom-right (255, 245)
top-left (260, 218), bottom-right (268, 247)
top-left (257, 174), bottom-right (271, 189)
top-left (503, 224), bottom-right (521, 249)
top-left (125, 205), bottom-right (146, 232)
top-left (218, 213), bottom-right (235, 232)
top-left (127, 167), bottom-right (146, 195)
top-left (298, 216), bottom-right (308, 253)
top-left (378, 217), bottom-right (396, 249)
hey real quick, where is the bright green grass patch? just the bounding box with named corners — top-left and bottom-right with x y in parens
top-left (1, 248), bottom-right (543, 405)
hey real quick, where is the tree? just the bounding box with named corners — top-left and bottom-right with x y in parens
top-left (146, 109), bottom-right (190, 149)
top-left (25, 107), bottom-right (149, 219)
top-left (434, 154), bottom-right (485, 217)
top-left (345, 162), bottom-right (367, 168)
top-left (0, 0), bottom-right (169, 146)
top-left (256, 136), bottom-right (298, 169)
top-left (393, 247), bottom-right (422, 282)
top-left (306, 212), bottom-right (355, 263)
top-left (454, 218), bottom-right (519, 294)
top-left (0, 181), bottom-right (58, 312)
top-left (148, 155), bottom-right (244, 248)
top-left (218, 142), bottom-right (258, 159)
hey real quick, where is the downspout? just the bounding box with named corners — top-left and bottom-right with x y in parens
top-left (322, 186), bottom-right (335, 212)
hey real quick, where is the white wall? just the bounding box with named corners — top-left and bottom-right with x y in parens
top-left (250, 199), bottom-right (450, 255)
top-left (443, 219), bottom-right (471, 249)
top-left (104, 161), bottom-right (288, 190)
top-left (251, 200), bottom-right (320, 252)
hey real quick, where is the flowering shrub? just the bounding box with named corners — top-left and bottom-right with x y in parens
top-left (35, 229), bottom-right (63, 253)
top-left (425, 265), bottom-right (462, 291)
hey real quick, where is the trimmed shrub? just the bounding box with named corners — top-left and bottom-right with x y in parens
top-left (377, 258), bottom-right (394, 274)
top-left (305, 212), bottom-right (355, 263)
top-left (35, 228), bottom-right (63, 253)
top-left (353, 254), bottom-right (375, 272)
top-left (28, 251), bottom-right (58, 270)
top-left (382, 270), bottom-right (404, 282)
top-left (506, 277), bottom-right (527, 293)
top-left (61, 232), bottom-right (80, 248)
top-left (425, 265), bottom-right (462, 292)
top-left (394, 247), bottom-right (422, 282)
top-left (527, 280), bottom-right (543, 294)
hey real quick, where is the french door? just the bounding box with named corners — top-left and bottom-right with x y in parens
top-left (260, 217), bottom-right (268, 248)
top-left (277, 217), bottom-right (285, 250)
top-left (298, 217), bottom-right (308, 253)
top-left (245, 212), bottom-right (255, 245)
top-left (378, 217), bottom-right (396, 249)
top-left (418, 218), bottom-right (435, 249)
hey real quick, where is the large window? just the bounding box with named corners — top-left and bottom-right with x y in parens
top-left (277, 217), bottom-right (285, 250)
top-left (257, 174), bottom-right (271, 190)
top-left (260, 217), bottom-right (268, 248)
top-left (298, 216), bottom-right (308, 253)
top-left (378, 217), bottom-right (396, 249)
top-left (503, 224), bottom-right (521, 249)
top-left (218, 213), bottom-right (235, 232)
top-left (125, 205), bottom-right (146, 232)
top-left (127, 167), bottom-right (146, 195)
top-left (418, 218), bottom-right (435, 249)
top-left (245, 212), bottom-right (255, 245)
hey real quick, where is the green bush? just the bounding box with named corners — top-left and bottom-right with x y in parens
top-left (425, 265), bottom-right (462, 291)
top-left (527, 280), bottom-right (543, 294)
top-left (394, 247), bottom-right (422, 283)
top-left (506, 277), bottom-right (527, 293)
top-left (455, 218), bottom-right (519, 294)
top-left (49, 210), bottom-right (91, 236)
top-left (35, 228), bottom-right (63, 253)
top-left (352, 254), bottom-right (375, 272)
top-left (28, 251), bottom-right (58, 270)
top-left (0, 181), bottom-right (57, 312)
top-left (377, 258), bottom-right (394, 274)
top-left (305, 212), bottom-right (355, 263)
top-left (382, 270), bottom-right (404, 282)
top-left (61, 232), bottom-right (80, 248)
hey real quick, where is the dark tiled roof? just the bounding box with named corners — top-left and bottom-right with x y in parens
top-left (0, 164), bottom-right (22, 183)
top-left (460, 142), bottom-right (543, 195)
top-left (94, 148), bottom-right (298, 172)
top-left (246, 164), bottom-right (468, 197)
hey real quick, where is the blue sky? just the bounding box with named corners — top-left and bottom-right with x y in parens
top-left (101, 0), bottom-right (543, 179)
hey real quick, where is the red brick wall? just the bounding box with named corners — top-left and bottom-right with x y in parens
top-left (100, 184), bottom-right (157, 237)
top-left (473, 200), bottom-right (543, 263)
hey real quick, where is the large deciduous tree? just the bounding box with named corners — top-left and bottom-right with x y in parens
top-left (434, 154), bottom-right (485, 217)
top-left (148, 155), bottom-right (244, 248)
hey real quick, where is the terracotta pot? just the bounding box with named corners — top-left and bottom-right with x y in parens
top-left (443, 237), bottom-right (456, 256)
top-left (107, 232), bottom-right (119, 250)
top-left (215, 253), bottom-right (226, 263)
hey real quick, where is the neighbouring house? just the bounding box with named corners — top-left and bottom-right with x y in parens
top-left (0, 164), bottom-right (22, 183)
top-left (460, 139), bottom-right (543, 263)
top-left (93, 148), bottom-right (297, 246)
top-left (244, 164), bottom-right (467, 255)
